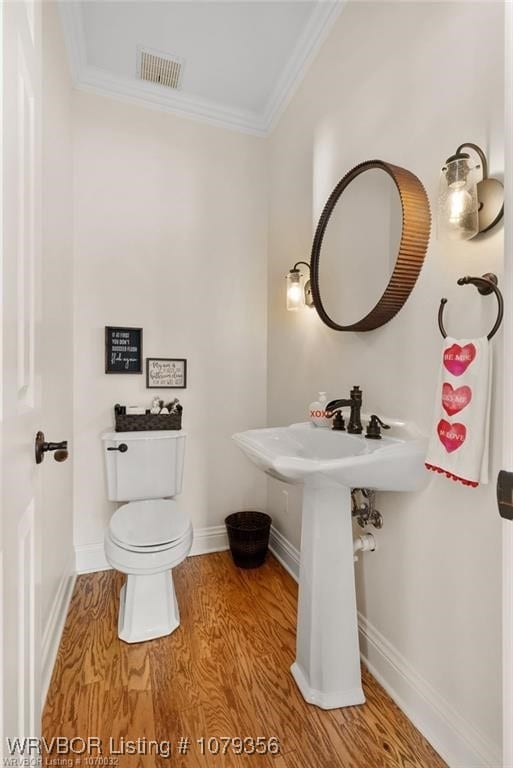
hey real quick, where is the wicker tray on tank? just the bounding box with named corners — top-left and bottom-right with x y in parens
top-left (115, 409), bottom-right (182, 432)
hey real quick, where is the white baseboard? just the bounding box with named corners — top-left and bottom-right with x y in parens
top-left (75, 542), bottom-right (110, 573)
top-left (190, 524), bottom-right (298, 563)
top-left (41, 555), bottom-right (76, 706)
top-left (75, 524), bottom-right (288, 574)
top-left (269, 525), bottom-right (300, 580)
top-left (189, 525), bottom-right (229, 556)
top-left (269, 525), bottom-right (500, 768)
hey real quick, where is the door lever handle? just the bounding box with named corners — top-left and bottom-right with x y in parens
top-left (107, 444), bottom-right (128, 453)
top-left (35, 431), bottom-right (68, 464)
top-left (497, 470), bottom-right (513, 520)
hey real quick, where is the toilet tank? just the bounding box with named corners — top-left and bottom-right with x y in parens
top-left (102, 430), bottom-right (186, 501)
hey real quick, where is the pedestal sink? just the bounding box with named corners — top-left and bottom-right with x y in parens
top-left (232, 419), bottom-right (428, 709)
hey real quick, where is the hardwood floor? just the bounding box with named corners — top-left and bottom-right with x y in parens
top-left (43, 552), bottom-right (447, 767)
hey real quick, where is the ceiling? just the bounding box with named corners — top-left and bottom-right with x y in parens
top-left (59, 1), bottom-right (343, 135)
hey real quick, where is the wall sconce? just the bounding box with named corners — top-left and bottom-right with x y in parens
top-left (438, 142), bottom-right (503, 241)
top-left (286, 262), bottom-right (314, 311)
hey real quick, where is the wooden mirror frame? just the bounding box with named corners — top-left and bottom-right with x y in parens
top-left (310, 160), bottom-right (431, 332)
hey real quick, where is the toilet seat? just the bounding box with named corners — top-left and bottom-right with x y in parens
top-left (105, 522), bottom-right (193, 576)
top-left (110, 499), bottom-right (190, 552)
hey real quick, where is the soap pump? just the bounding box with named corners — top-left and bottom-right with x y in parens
top-left (308, 392), bottom-right (330, 428)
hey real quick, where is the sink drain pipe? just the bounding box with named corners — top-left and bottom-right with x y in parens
top-left (353, 533), bottom-right (376, 561)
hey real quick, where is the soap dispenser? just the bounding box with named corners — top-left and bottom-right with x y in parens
top-left (308, 392), bottom-right (330, 428)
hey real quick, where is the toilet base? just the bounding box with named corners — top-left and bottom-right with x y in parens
top-left (118, 571), bottom-right (180, 643)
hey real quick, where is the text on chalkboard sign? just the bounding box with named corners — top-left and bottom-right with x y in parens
top-left (105, 326), bottom-right (143, 373)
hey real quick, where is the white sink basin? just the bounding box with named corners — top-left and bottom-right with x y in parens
top-left (232, 419), bottom-right (428, 492)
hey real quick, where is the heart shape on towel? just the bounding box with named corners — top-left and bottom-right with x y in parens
top-left (442, 383), bottom-right (472, 416)
top-left (437, 419), bottom-right (467, 453)
top-left (443, 343), bottom-right (476, 377)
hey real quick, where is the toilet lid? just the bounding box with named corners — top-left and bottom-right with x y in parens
top-left (110, 499), bottom-right (190, 548)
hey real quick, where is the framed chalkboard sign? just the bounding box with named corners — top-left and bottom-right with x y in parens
top-left (105, 326), bottom-right (143, 373)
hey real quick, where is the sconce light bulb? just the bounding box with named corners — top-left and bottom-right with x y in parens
top-left (286, 270), bottom-right (305, 311)
top-left (287, 283), bottom-right (303, 310)
top-left (289, 283), bottom-right (302, 300)
top-left (447, 186), bottom-right (473, 224)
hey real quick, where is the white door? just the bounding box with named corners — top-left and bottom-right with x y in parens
top-left (504, 5), bottom-right (513, 767)
top-left (1, 0), bottom-right (43, 755)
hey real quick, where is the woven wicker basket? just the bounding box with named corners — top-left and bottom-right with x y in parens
top-left (115, 411), bottom-right (182, 432)
top-left (225, 511), bottom-right (272, 569)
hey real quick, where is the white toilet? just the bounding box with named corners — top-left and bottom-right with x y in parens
top-left (102, 429), bottom-right (192, 643)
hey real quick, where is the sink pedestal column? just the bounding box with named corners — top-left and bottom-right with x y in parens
top-left (291, 481), bottom-right (364, 709)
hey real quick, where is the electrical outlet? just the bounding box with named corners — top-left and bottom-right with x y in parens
top-left (282, 489), bottom-right (289, 514)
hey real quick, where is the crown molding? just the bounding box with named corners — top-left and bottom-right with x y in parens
top-left (77, 65), bottom-right (268, 135)
top-left (262, 1), bottom-right (346, 132)
top-left (58, 1), bottom-right (345, 137)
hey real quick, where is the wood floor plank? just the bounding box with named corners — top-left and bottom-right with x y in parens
top-left (80, 570), bottom-right (121, 686)
top-left (43, 552), bottom-right (447, 768)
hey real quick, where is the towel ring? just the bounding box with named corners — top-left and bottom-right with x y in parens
top-left (438, 272), bottom-right (503, 341)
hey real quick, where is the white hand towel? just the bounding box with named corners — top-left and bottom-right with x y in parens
top-left (425, 336), bottom-right (491, 487)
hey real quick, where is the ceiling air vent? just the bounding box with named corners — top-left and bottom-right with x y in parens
top-left (138, 48), bottom-right (183, 90)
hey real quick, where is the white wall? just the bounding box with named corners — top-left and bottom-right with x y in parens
top-left (41, 1), bottom-right (74, 630)
top-left (72, 92), bottom-right (268, 560)
top-left (267, 1), bottom-right (503, 763)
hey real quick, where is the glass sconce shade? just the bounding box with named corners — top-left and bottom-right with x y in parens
top-left (286, 261), bottom-right (313, 311)
top-left (438, 154), bottom-right (479, 241)
top-left (286, 269), bottom-right (304, 311)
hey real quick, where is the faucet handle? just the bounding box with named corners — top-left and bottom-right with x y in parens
top-left (332, 411), bottom-right (346, 431)
top-left (365, 415), bottom-right (390, 440)
top-left (350, 385), bottom-right (362, 401)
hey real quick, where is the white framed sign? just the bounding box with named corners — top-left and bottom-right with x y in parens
top-left (146, 358), bottom-right (187, 389)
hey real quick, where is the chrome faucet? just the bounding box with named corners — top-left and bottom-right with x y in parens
top-left (326, 386), bottom-right (363, 434)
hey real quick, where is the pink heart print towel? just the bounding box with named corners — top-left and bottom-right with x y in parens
top-left (425, 337), bottom-right (491, 487)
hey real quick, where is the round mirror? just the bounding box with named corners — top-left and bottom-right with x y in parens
top-left (310, 160), bottom-right (431, 332)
